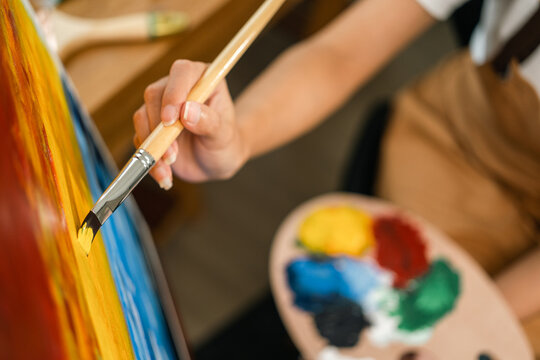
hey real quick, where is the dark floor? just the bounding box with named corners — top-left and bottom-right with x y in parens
top-left (195, 293), bottom-right (299, 360)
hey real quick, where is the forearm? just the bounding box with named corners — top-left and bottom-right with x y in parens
top-left (235, 41), bottom-right (346, 159)
top-left (496, 247), bottom-right (540, 320)
top-left (236, 0), bottom-right (435, 159)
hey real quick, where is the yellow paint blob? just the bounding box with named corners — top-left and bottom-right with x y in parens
top-left (298, 206), bottom-right (374, 256)
top-left (77, 225), bottom-right (94, 256)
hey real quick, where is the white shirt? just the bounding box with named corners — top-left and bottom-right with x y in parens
top-left (416, 0), bottom-right (540, 96)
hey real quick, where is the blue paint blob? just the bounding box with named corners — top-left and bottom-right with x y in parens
top-left (288, 258), bottom-right (342, 296)
top-left (287, 258), bottom-right (343, 312)
top-left (287, 257), bottom-right (383, 312)
top-left (334, 257), bottom-right (382, 304)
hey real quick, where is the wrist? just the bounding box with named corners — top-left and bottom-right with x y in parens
top-left (233, 122), bottom-right (251, 174)
top-left (236, 110), bottom-right (253, 166)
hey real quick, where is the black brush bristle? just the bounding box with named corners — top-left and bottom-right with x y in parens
top-left (79, 211), bottom-right (102, 256)
top-left (81, 211), bottom-right (101, 238)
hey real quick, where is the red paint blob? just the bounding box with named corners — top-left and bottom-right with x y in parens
top-left (374, 216), bottom-right (429, 288)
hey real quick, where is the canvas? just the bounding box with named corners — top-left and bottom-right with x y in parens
top-left (0, 1), bottom-right (188, 358)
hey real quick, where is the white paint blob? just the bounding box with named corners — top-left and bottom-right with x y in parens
top-left (317, 346), bottom-right (375, 360)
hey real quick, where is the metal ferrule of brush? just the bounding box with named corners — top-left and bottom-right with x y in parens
top-left (92, 149), bottom-right (155, 225)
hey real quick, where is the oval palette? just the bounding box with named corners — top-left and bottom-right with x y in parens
top-left (270, 193), bottom-right (532, 360)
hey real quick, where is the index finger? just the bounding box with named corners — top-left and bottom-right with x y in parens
top-left (161, 60), bottom-right (207, 126)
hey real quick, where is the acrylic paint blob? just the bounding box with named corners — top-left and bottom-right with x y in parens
top-left (298, 206), bottom-right (374, 256)
top-left (394, 259), bottom-right (460, 332)
top-left (288, 257), bottom-right (388, 313)
top-left (478, 353), bottom-right (495, 360)
top-left (374, 216), bottom-right (429, 288)
top-left (317, 347), bottom-right (375, 360)
top-left (314, 296), bottom-right (371, 347)
top-left (286, 206), bottom-right (462, 351)
top-left (399, 350), bottom-right (438, 360)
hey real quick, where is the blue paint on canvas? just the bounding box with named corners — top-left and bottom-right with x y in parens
top-left (64, 79), bottom-right (177, 360)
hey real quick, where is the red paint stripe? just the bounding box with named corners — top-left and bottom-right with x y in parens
top-left (0, 34), bottom-right (67, 359)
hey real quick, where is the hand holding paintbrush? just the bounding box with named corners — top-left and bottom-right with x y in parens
top-left (79, 0), bottom-right (286, 254)
top-left (133, 62), bottom-right (240, 189)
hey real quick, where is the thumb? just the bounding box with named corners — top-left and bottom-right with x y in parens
top-left (180, 101), bottom-right (232, 148)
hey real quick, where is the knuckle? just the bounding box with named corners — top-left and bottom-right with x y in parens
top-left (224, 126), bottom-right (235, 142)
top-left (143, 83), bottom-right (159, 102)
top-left (172, 60), bottom-right (207, 76)
top-left (192, 61), bottom-right (207, 73)
top-left (171, 59), bottom-right (191, 73)
top-left (133, 108), bottom-right (144, 124)
top-left (206, 115), bottom-right (220, 134)
top-left (203, 115), bottom-right (220, 136)
top-left (214, 114), bottom-right (233, 139)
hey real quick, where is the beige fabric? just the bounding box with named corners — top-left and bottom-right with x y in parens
top-left (375, 51), bottom-right (540, 354)
top-left (523, 313), bottom-right (540, 358)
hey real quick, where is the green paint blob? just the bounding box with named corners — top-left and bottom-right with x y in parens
top-left (394, 259), bottom-right (461, 332)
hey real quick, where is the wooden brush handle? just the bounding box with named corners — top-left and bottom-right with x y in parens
top-left (140, 0), bottom-right (286, 161)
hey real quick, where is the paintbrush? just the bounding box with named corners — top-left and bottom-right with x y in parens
top-left (51, 9), bottom-right (189, 59)
top-left (78, 0), bottom-right (287, 255)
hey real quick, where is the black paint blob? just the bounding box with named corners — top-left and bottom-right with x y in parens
top-left (400, 351), bottom-right (419, 360)
top-left (313, 297), bottom-right (370, 348)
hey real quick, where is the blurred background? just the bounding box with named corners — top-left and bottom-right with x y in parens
top-left (53, 0), bottom-right (480, 357)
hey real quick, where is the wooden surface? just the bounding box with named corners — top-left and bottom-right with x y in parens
top-left (270, 193), bottom-right (533, 360)
top-left (62, 0), bottom-right (227, 115)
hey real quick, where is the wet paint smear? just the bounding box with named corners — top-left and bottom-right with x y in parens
top-left (335, 257), bottom-right (389, 305)
top-left (287, 257), bottom-right (381, 347)
top-left (288, 258), bottom-right (345, 313)
top-left (400, 350), bottom-right (438, 360)
top-left (400, 351), bottom-right (419, 360)
top-left (394, 259), bottom-right (461, 332)
top-left (314, 297), bottom-right (371, 348)
top-left (287, 257), bottom-right (383, 312)
top-left (317, 347), bottom-right (375, 360)
top-left (478, 353), bottom-right (494, 360)
top-left (298, 207), bottom-right (374, 256)
top-left (374, 216), bottom-right (429, 288)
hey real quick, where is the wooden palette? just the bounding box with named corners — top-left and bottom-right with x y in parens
top-left (270, 193), bottom-right (532, 360)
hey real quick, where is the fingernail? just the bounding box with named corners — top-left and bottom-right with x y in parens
top-left (183, 101), bottom-right (201, 126)
top-left (154, 167), bottom-right (172, 190)
top-left (162, 105), bottom-right (179, 126)
top-left (163, 150), bottom-right (177, 165)
top-left (159, 177), bottom-right (173, 190)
